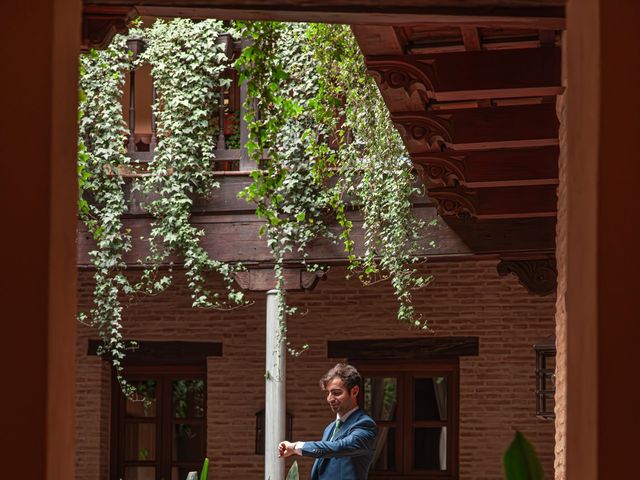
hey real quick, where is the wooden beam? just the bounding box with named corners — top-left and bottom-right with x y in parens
top-left (82, 5), bottom-right (137, 51)
top-left (413, 146), bottom-right (559, 188)
top-left (428, 183), bottom-right (557, 219)
top-left (77, 204), bottom-right (477, 266)
top-left (392, 103), bottom-right (559, 152)
top-left (84, 1), bottom-right (565, 28)
top-left (87, 339), bottom-right (223, 364)
top-left (442, 216), bottom-right (556, 253)
top-left (351, 25), bottom-right (406, 55)
top-left (538, 29), bottom-right (557, 46)
top-left (367, 46), bottom-right (561, 109)
top-left (460, 26), bottom-right (481, 50)
top-left (327, 336), bottom-right (480, 360)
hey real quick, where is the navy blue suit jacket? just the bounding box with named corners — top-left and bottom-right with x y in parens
top-left (301, 408), bottom-right (377, 480)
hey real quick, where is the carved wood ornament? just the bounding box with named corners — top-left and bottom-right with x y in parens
top-left (427, 186), bottom-right (478, 220)
top-left (413, 152), bottom-right (466, 188)
top-left (82, 6), bottom-right (137, 51)
top-left (367, 57), bottom-right (436, 110)
top-left (391, 113), bottom-right (452, 153)
top-left (497, 258), bottom-right (557, 296)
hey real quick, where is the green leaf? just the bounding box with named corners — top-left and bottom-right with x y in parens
top-left (199, 457), bottom-right (209, 480)
top-left (503, 431), bottom-right (544, 480)
top-left (286, 460), bottom-right (299, 480)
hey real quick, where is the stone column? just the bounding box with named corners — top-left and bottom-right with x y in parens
top-left (265, 289), bottom-right (286, 480)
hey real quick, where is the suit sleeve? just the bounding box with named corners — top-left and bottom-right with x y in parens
top-left (300, 418), bottom-right (377, 459)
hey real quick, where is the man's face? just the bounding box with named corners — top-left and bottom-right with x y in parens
top-left (325, 377), bottom-right (359, 415)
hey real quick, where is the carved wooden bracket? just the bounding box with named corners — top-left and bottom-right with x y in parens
top-left (232, 267), bottom-right (326, 292)
top-left (391, 113), bottom-right (452, 153)
top-left (82, 6), bottom-right (137, 51)
top-left (427, 185), bottom-right (477, 220)
top-left (413, 152), bottom-right (466, 188)
top-left (367, 57), bottom-right (435, 110)
top-left (497, 257), bottom-right (557, 296)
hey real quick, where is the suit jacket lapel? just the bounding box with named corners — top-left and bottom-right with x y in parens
top-left (333, 408), bottom-right (362, 441)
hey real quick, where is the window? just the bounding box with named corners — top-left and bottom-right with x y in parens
top-left (534, 336), bottom-right (556, 420)
top-left (111, 366), bottom-right (207, 480)
top-left (357, 361), bottom-right (459, 479)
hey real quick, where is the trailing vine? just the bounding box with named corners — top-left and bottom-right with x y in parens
top-left (308, 24), bottom-right (433, 326)
top-left (78, 20), bottom-right (248, 387)
top-left (134, 19), bottom-right (247, 310)
top-left (79, 20), bottom-right (435, 382)
top-left (235, 22), bottom-right (432, 332)
top-left (77, 38), bottom-right (137, 387)
top-left (235, 22), bottom-right (335, 353)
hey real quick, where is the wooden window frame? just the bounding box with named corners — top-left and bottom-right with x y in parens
top-left (110, 365), bottom-right (207, 480)
top-left (355, 360), bottom-right (460, 480)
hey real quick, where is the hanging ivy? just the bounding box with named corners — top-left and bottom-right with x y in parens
top-left (78, 37), bottom-right (137, 388)
top-left (78, 20), bottom-right (435, 382)
top-left (234, 22), bottom-right (433, 332)
top-left (78, 20), bottom-right (248, 388)
top-left (134, 19), bottom-right (247, 310)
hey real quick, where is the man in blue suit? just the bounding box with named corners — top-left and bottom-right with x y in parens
top-left (279, 363), bottom-right (377, 479)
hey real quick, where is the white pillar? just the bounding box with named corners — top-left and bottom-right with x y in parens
top-left (265, 289), bottom-right (286, 480)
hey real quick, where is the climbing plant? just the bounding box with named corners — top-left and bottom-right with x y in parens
top-left (78, 20), bottom-right (247, 387)
top-left (78, 36), bottom-right (139, 388)
top-left (134, 19), bottom-right (247, 309)
top-left (78, 20), bottom-right (434, 381)
top-left (234, 21), bottom-right (432, 332)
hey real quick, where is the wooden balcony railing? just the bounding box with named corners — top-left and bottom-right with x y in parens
top-left (125, 35), bottom-right (254, 172)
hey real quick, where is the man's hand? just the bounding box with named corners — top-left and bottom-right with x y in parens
top-left (278, 440), bottom-right (297, 458)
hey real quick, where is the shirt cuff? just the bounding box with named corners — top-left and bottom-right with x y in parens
top-left (294, 441), bottom-right (305, 455)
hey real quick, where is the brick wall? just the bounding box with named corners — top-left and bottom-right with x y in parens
top-left (76, 259), bottom-right (555, 479)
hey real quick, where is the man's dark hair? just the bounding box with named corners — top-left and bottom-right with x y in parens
top-left (320, 363), bottom-right (363, 392)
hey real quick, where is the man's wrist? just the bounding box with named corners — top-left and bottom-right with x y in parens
top-left (294, 441), bottom-right (305, 455)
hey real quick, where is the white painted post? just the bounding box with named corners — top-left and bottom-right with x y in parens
top-left (265, 289), bottom-right (286, 480)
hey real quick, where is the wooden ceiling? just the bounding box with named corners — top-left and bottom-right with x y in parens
top-left (352, 20), bottom-right (562, 254)
top-left (81, 2), bottom-right (563, 263)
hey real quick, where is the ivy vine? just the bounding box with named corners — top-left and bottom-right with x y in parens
top-left (78, 20), bottom-right (435, 384)
top-left (235, 22), bottom-right (433, 332)
top-left (78, 20), bottom-right (248, 387)
top-left (78, 37), bottom-right (137, 387)
top-left (134, 19), bottom-right (247, 310)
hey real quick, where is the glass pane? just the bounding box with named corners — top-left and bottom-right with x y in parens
top-left (542, 392), bottom-right (555, 414)
top-left (414, 427), bottom-right (447, 471)
top-left (363, 377), bottom-right (397, 421)
top-left (126, 380), bottom-right (157, 418)
top-left (544, 352), bottom-right (556, 371)
top-left (124, 423), bottom-right (156, 461)
top-left (543, 371), bottom-right (556, 391)
top-left (369, 426), bottom-right (396, 472)
top-left (172, 466), bottom-right (201, 480)
top-left (123, 466), bottom-right (155, 480)
top-left (414, 377), bottom-right (447, 421)
top-left (173, 379), bottom-right (205, 418)
top-left (173, 424), bottom-right (204, 462)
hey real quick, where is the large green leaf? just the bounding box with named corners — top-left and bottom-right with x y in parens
top-left (503, 431), bottom-right (544, 480)
top-left (286, 461), bottom-right (299, 480)
top-left (199, 457), bottom-right (209, 480)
